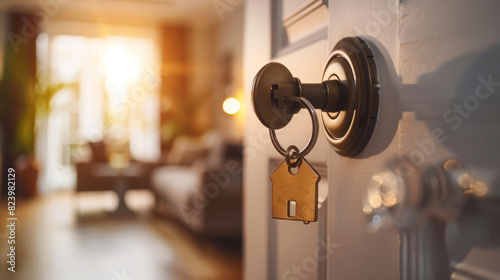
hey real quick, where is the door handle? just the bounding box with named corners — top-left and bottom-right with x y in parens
top-left (364, 159), bottom-right (500, 279)
top-left (251, 37), bottom-right (380, 157)
top-left (363, 158), bottom-right (480, 231)
top-left (364, 158), bottom-right (471, 280)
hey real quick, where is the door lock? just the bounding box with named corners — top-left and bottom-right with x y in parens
top-left (252, 37), bottom-right (380, 157)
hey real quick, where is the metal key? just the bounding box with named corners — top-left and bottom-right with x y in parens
top-left (270, 145), bottom-right (320, 224)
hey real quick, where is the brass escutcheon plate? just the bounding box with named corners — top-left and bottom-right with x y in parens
top-left (322, 37), bottom-right (380, 157)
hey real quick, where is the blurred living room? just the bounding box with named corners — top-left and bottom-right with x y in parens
top-left (0, 0), bottom-right (244, 279)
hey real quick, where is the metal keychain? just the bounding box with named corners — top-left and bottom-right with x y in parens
top-left (269, 96), bottom-right (321, 224)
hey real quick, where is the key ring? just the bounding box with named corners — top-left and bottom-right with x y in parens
top-left (270, 96), bottom-right (319, 159)
top-left (285, 145), bottom-right (302, 167)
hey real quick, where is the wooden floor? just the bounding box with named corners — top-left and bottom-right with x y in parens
top-left (0, 191), bottom-right (242, 280)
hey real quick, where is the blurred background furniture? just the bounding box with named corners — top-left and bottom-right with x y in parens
top-left (75, 141), bottom-right (158, 212)
top-left (152, 132), bottom-right (243, 237)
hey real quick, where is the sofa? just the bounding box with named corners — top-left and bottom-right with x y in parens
top-left (151, 132), bottom-right (243, 237)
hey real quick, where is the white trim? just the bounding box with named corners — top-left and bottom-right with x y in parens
top-left (283, 0), bottom-right (325, 28)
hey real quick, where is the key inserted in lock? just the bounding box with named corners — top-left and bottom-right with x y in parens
top-left (252, 63), bottom-right (342, 130)
top-left (252, 37), bottom-right (379, 157)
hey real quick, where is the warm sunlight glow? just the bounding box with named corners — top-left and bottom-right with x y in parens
top-left (103, 41), bottom-right (141, 92)
top-left (223, 97), bottom-right (241, 115)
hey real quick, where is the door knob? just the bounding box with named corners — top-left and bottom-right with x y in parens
top-left (364, 160), bottom-right (500, 280)
top-left (363, 159), bottom-right (475, 232)
top-left (252, 37), bottom-right (380, 157)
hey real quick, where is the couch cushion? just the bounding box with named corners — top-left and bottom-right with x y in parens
top-left (165, 137), bottom-right (209, 166)
top-left (151, 166), bottom-right (200, 206)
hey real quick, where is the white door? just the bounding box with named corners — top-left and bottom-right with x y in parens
top-left (243, 1), bottom-right (500, 279)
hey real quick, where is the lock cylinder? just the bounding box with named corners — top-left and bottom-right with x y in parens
top-left (270, 79), bottom-right (342, 112)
